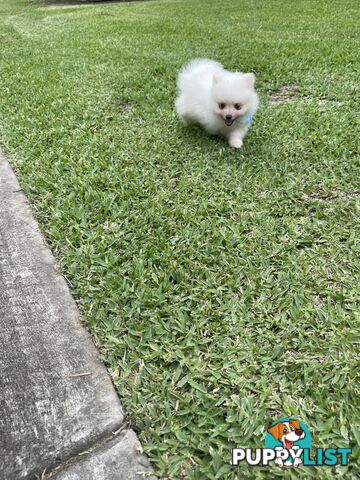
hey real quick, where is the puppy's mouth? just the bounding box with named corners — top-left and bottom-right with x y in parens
top-left (224, 118), bottom-right (235, 126)
top-left (285, 439), bottom-right (293, 449)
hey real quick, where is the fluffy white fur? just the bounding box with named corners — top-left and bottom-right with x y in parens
top-left (175, 58), bottom-right (259, 148)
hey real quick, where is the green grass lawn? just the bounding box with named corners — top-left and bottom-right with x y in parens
top-left (0, 0), bottom-right (359, 478)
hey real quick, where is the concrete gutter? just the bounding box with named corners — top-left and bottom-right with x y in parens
top-left (0, 150), bottom-right (156, 480)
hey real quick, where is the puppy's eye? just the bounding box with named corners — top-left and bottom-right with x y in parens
top-left (218, 103), bottom-right (226, 109)
top-left (234, 103), bottom-right (241, 110)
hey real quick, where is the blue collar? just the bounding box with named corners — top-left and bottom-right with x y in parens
top-left (241, 112), bottom-right (254, 124)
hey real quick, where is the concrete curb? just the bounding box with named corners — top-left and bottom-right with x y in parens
top-left (50, 430), bottom-right (156, 479)
top-left (0, 150), bottom-right (156, 479)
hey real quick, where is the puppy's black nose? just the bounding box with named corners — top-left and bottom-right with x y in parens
top-left (295, 429), bottom-right (304, 436)
top-left (225, 114), bottom-right (232, 120)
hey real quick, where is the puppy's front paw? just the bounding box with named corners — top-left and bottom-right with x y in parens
top-left (229, 138), bottom-right (243, 149)
top-left (181, 115), bottom-right (190, 126)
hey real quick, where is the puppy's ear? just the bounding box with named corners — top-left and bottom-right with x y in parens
top-left (243, 72), bottom-right (256, 87)
top-left (267, 422), bottom-right (283, 440)
top-left (213, 73), bottom-right (221, 85)
top-left (290, 419), bottom-right (301, 430)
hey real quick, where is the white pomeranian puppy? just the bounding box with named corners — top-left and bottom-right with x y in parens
top-left (175, 58), bottom-right (259, 148)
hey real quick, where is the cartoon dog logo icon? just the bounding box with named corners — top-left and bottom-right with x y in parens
top-left (267, 419), bottom-right (307, 467)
